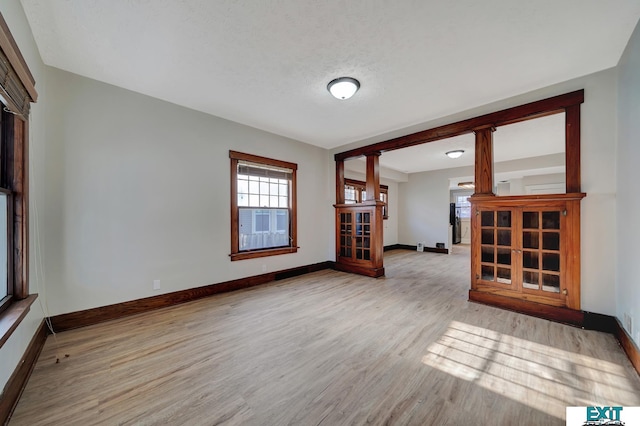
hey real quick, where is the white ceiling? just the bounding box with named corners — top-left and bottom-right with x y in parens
top-left (21, 1), bottom-right (640, 150)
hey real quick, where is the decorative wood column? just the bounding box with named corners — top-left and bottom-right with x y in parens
top-left (473, 126), bottom-right (495, 196)
top-left (565, 104), bottom-right (581, 193)
top-left (365, 153), bottom-right (381, 201)
top-left (335, 159), bottom-right (345, 205)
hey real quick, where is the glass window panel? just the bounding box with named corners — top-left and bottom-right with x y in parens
top-left (523, 212), bottom-right (539, 229)
top-left (259, 195), bottom-right (269, 207)
top-left (497, 211), bottom-right (511, 228)
top-left (279, 196), bottom-right (288, 208)
top-left (496, 267), bottom-right (511, 284)
top-left (542, 253), bottom-right (560, 272)
top-left (481, 246), bottom-right (494, 263)
top-left (259, 181), bottom-right (269, 194)
top-left (481, 265), bottom-right (494, 281)
top-left (542, 232), bottom-right (560, 251)
top-left (481, 229), bottom-right (494, 245)
top-left (249, 181), bottom-right (259, 193)
top-left (269, 182), bottom-right (278, 194)
top-left (497, 230), bottom-right (511, 246)
top-left (523, 251), bottom-right (539, 269)
top-left (542, 211), bottom-right (561, 229)
top-left (249, 194), bottom-right (259, 206)
top-left (249, 175), bottom-right (259, 182)
top-left (238, 179), bottom-right (249, 194)
top-left (496, 248), bottom-right (511, 265)
top-left (523, 271), bottom-right (539, 290)
top-left (523, 231), bottom-right (539, 249)
top-left (269, 195), bottom-right (278, 206)
top-left (481, 211), bottom-right (494, 227)
top-left (363, 213), bottom-right (370, 223)
top-left (238, 194), bottom-right (249, 206)
top-left (542, 274), bottom-right (560, 292)
top-left (363, 250), bottom-right (370, 260)
top-left (279, 183), bottom-right (288, 196)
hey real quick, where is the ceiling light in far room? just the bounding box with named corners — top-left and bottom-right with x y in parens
top-left (446, 150), bottom-right (464, 159)
top-left (458, 182), bottom-right (475, 189)
top-left (327, 77), bottom-right (360, 100)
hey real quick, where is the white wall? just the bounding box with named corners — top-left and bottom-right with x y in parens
top-left (617, 19), bottom-right (640, 345)
top-left (0, 0), bottom-right (47, 391)
top-left (41, 67), bottom-right (334, 316)
top-left (396, 67), bottom-right (618, 314)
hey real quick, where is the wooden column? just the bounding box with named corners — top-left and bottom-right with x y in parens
top-left (335, 159), bottom-right (345, 205)
top-left (473, 126), bottom-right (495, 196)
top-left (565, 104), bottom-right (581, 193)
top-left (365, 153), bottom-right (381, 201)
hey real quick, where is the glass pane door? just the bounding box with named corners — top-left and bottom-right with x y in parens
top-left (479, 209), bottom-right (514, 286)
top-left (522, 210), bottom-right (562, 293)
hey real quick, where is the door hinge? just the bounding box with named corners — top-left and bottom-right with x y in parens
top-left (562, 288), bottom-right (568, 295)
top-left (562, 210), bottom-right (567, 216)
top-left (476, 274), bottom-right (480, 280)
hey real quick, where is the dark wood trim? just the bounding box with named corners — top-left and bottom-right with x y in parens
top-left (49, 261), bottom-right (333, 332)
top-left (228, 150), bottom-right (298, 171)
top-left (335, 90), bottom-right (584, 161)
top-left (0, 319), bottom-right (46, 424)
top-left (230, 246), bottom-right (299, 261)
top-left (469, 290), bottom-right (584, 326)
top-left (613, 318), bottom-right (640, 377)
top-left (365, 153), bottom-right (381, 202)
top-left (565, 104), bottom-right (581, 193)
top-left (0, 13), bottom-right (37, 102)
top-left (333, 262), bottom-right (384, 278)
top-left (344, 178), bottom-right (388, 191)
top-left (473, 127), bottom-right (494, 196)
top-left (335, 160), bottom-right (345, 205)
top-left (0, 294), bottom-right (37, 348)
top-left (229, 150), bottom-right (298, 261)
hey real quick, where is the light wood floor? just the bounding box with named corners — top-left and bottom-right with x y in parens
top-left (11, 247), bottom-right (640, 425)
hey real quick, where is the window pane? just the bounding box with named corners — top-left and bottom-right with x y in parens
top-left (238, 208), bottom-right (290, 250)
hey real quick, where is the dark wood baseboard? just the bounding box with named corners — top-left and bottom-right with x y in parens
top-left (0, 319), bottom-right (47, 424)
top-left (50, 261), bottom-right (334, 332)
top-left (613, 317), bottom-right (640, 377)
top-left (385, 244), bottom-right (448, 254)
top-left (333, 262), bottom-right (385, 278)
top-left (469, 290), bottom-right (584, 326)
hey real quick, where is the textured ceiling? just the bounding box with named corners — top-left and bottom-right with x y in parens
top-left (21, 0), bottom-right (640, 151)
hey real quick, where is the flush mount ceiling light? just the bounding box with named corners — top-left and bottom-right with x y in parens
top-left (327, 77), bottom-right (360, 100)
top-left (458, 182), bottom-right (475, 189)
top-left (445, 150), bottom-right (465, 159)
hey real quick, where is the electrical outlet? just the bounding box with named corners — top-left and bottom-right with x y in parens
top-left (153, 279), bottom-right (161, 290)
top-left (624, 313), bottom-right (632, 334)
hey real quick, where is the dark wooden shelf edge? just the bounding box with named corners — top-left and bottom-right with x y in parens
top-left (0, 294), bottom-right (38, 349)
top-left (50, 261), bottom-right (334, 332)
top-left (469, 290), bottom-right (584, 326)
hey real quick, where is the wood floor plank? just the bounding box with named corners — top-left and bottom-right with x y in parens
top-left (9, 247), bottom-right (640, 425)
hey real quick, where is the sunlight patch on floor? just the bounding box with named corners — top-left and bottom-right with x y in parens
top-left (422, 321), bottom-right (639, 419)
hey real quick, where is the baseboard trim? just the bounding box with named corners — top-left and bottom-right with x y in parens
top-left (613, 317), bottom-right (640, 377)
top-left (385, 244), bottom-right (448, 254)
top-left (469, 290), bottom-right (584, 326)
top-left (50, 261), bottom-right (334, 332)
top-left (0, 319), bottom-right (47, 424)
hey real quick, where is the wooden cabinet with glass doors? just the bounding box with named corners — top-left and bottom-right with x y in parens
top-left (334, 203), bottom-right (384, 278)
top-left (470, 194), bottom-right (584, 310)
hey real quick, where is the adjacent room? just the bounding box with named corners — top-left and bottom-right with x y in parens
top-left (1, 1), bottom-right (639, 424)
